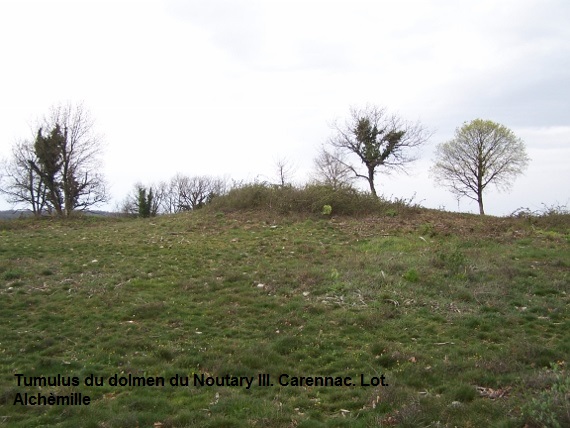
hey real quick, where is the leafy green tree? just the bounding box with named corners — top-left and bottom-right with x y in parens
top-left (137, 187), bottom-right (154, 218)
top-left (328, 105), bottom-right (431, 198)
top-left (431, 119), bottom-right (530, 215)
top-left (30, 125), bottom-right (66, 215)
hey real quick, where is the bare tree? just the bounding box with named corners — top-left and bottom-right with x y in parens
top-left (42, 103), bottom-right (108, 215)
top-left (0, 141), bottom-right (48, 215)
top-left (177, 175), bottom-right (226, 210)
top-left (328, 105), bottom-right (431, 198)
top-left (0, 102), bottom-right (108, 216)
top-left (120, 175), bottom-right (228, 216)
top-left (312, 146), bottom-right (354, 190)
top-left (209, 176), bottom-right (229, 201)
top-left (274, 157), bottom-right (296, 187)
top-left (118, 182), bottom-right (141, 216)
top-left (155, 180), bottom-right (176, 214)
top-left (431, 119), bottom-right (530, 215)
top-left (153, 174), bottom-right (186, 214)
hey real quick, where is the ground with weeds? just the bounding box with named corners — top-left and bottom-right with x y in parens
top-left (0, 209), bottom-right (568, 427)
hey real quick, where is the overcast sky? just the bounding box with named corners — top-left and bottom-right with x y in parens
top-left (1, 0), bottom-right (569, 215)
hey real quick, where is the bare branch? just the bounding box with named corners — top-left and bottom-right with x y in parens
top-left (0, 140), bottom-right (48, 215)
top-left (274, 157), bottom-right (296, 187)
top-left (312, 146), bottom-right (355, 189)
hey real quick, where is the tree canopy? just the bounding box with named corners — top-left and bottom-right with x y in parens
top-left (327, 105), bottom-right (431, 198)
top-left (431, 119), bottom-right (530, 215)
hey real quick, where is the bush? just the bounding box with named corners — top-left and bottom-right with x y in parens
top-left (432, 248), bottom-right (468, 276)
top-left (207, 182), bottom-right (415, 216)
top-left (509, 203), bottom-right (570, 233)
top-left (522, 363), bottom-right (570, 428)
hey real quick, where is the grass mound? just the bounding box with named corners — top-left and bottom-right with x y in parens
top-left (0, 209), bottom-right (568, 427)
top-left (207, 183), bottom-right (421, 216)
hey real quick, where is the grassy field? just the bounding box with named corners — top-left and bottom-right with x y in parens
top-left (1, 205), bottom-right (568, 427)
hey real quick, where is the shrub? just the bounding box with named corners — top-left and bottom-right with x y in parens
top-left (522, 363), bottom-right (570, 428)
top-left (509, 203), bottom-right (570, 233)
top-left (403, 269), bottom-right (419, 282)
top-left (433, 248), bottom-right (467, 276)
top-left (207, 182), bottom-right (420, 217)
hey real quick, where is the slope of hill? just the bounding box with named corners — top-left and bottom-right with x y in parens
top-left (1, 207), bottom-right (568, 427)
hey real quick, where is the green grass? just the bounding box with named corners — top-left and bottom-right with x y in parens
top-left (0, 208), bottom-right (569, 427)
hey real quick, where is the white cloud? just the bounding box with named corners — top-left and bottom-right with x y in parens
top-left (0, 0), bottom-right (568, 215)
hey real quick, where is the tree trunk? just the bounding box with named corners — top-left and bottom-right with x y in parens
top-left (477, 191), bottom-right (485, 215)
top-left (476, 163), bottom-right (485, 215)
top-left (368, 167), bottom-right (378, 198)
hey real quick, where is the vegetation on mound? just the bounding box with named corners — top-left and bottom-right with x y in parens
top-left (0, 207), bottom-right (568, 427)
top-left (207, 183), bottom-right (422, 217)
